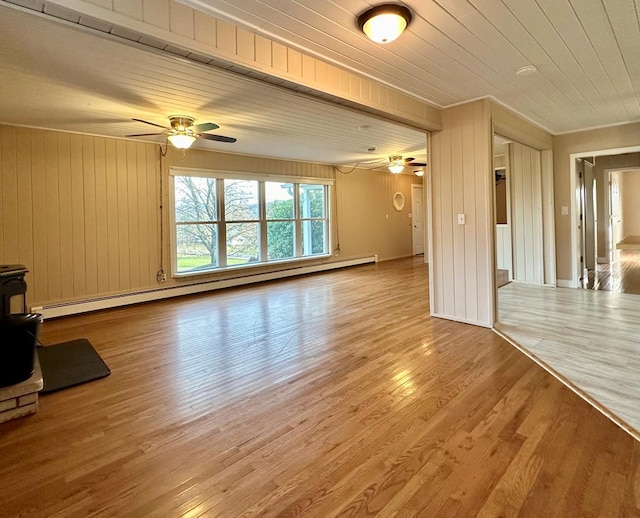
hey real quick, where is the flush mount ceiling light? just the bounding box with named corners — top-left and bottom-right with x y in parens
top-left (357, 4), bottom-right (412, 44)
top-left (388, 154), bottom-right (405, 174)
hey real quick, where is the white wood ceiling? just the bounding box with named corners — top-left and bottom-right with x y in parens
top-left (0, 4), bottom-right (426, 166)
top-left (183, 0), bottom-right (640, 134)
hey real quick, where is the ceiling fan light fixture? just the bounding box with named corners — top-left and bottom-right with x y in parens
top-left (167, 133), bottom-right (196, 149)
top-left (358, 4), bottom-right (412, 44)
top-left (388, 154), bottom-right (405, 174)
top-left (414, 169), bottom-right (424, 177)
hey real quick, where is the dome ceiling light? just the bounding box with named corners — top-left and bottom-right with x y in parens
top-left (357, 4), bottom-right (412, 44)
top-left (388, 155), bottom-right (405, 174)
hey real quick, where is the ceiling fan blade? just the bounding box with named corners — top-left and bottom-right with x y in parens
top-left (409, 162), bottom-right (427, 167)
top-left (199, 133), bottom-right (237, 143)
top-left (192, 122), bottom-right (219, 132)
top-left (131, 118), bottom-right (169, 130)
top-left (125, 132), bottom-right (165, 137)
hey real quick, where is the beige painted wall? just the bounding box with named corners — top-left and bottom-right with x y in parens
top-left (622, 171), bottom-right (640, 237)
top-left (553, 122), bottom-right (640, 282)
top-left (0, 124), bottom-right (415, 308)
top-left (335, 168), bottom-right (416, 261)
top-left (510, 142), bottom-right (543, 284)
top-left (430, 100), bottom-right (493, 327)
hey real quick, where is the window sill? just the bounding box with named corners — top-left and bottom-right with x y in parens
top-left (172, 254), bottom-right (332, 279)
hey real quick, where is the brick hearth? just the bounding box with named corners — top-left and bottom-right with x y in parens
top-left (0, 356), bottom-right (43, 423)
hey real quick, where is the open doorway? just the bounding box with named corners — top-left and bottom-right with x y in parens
top-left (571, 150), bottom-right (640, 294)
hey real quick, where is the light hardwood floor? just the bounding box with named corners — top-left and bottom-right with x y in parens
top-left (1, 258), bottom-right (639, 517)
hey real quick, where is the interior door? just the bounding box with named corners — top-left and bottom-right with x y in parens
top-left (411, 185), bottom-right (424, 255)
top-left (610, 172), bottom-right (623, 262)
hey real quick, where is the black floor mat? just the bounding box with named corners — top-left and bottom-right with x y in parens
top-left (37, 339), bottom-right (110, 394)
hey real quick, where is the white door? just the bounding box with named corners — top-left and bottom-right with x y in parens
top-left (411, 185), bottom-right (424, 255)
top-left (610, 172), bottom-right (623, 262)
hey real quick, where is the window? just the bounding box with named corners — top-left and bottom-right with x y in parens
top-left (171, 169), bottom-right (331, 276)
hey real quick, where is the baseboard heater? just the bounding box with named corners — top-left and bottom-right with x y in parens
top-left (32, 256), bottom-right (377, 320)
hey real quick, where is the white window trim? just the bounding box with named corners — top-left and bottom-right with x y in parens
top-left (169, 167), bottom-right (332, 278)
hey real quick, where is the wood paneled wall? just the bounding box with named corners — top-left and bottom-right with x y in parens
top-left (0, 125), bottom-right (415, 309)
top-left (0, 126), bottom-right (160, 307)
top-left (492, 102), bottom-right (552, 151)
top-left (510, 142), bottom-right (543, 284)
top-left (430, 100), bottom-right (494, 327)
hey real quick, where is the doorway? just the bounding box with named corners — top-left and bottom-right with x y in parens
top-left (570, 149), bottom-right (640, 294)
top-left (411, 184), bottom-right (425, 256)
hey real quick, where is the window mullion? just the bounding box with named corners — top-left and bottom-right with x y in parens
top-left (294, 183), bottom-right (302, 257)
top-left (259, 181), bottom-right (267, 261)
top-left (218, 178), bottom-right (227, 268)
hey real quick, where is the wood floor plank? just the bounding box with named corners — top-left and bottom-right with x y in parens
top-left (0, 257), bottom-right (638, 517)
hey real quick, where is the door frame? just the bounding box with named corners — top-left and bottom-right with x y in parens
top-left (569, 145), bottom-right (640, 288)
top-left (411, 183), bottom-right (425, 257)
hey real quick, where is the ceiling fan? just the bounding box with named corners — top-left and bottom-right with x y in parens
top-left (126, 115), bottom-right (236, 149)
top-left (388, 154), bottom-right (427, 174)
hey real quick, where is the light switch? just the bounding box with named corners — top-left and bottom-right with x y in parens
top-left (457, 213), bottom-right (466, 225)
top-left (561, 206), bottom-right (569, 216)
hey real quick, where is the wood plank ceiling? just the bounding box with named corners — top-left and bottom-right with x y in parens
top-left (184, 0), bottom-right (640, 134)
top-left (0, 3), bottom-right (427, 166)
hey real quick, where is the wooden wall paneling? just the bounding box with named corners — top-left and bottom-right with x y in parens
top-left (16, 128), bottom-right (34, 296)
top-left (57, 133), bottom-right (74, 300)
top-left (94, 138), bottom-right (110, 295)
top-left (0, 129), bottom-right (3, 262)
top-left (142, 0), bottom-right (169, 30)
top-left (116, 140), bottom-right (130, 290)
top-left (30, 130), bottom-right (48, 305)
top-left (430, 127), bottom-right (442, 314)
top-left (533, 150), bottom-right (544, 284)
top-left (194, 10), bottom-right (216, 48)
top-left (216, 19), bottom-right (237, 56)
top-left (169, 1), bottom-right (194, 39)
top-left (113, 0), bottom-right (142, 20)
top-left (255, 34), bottom-right (272, 67)
top-left (136, 143), bottom-right (150, 288)
top-left (272, 42), bottom-right (288, 72)
top-left (105, 139), bottom-right (120, 293)
top-left (126, 141), bottom-right (140, 289)
top-left (511, 143), bottom-right (523, 281)
top-left (523, 146), bottom-right (534, 282)
top-left (44, 132), bottom-right (62, 300)
top-left (70, 134), bottom-right (87, 297)
top-left (288, 48), bottom-right (302, 78)
top-left (440, 114), bottom-right (455, 317)
top-left (82, 135), bottom-right (98, 297)
top-left (463, 103), bottom-right (479, 322)
top-left (511, 142), bottom-right (544, 284)
top-left (146, 145), bottom-right (159, 286)
top-left (236, 27), bottom-right (256, 61)
top-left (452, 107), bottom-right (466, 318)
top-left (1, 127), bottom-right (18, 264)
top-left (476, 100), bottom-right (494, 325)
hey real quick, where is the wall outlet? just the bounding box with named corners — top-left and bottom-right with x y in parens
top-left (156, 270), bottom-right (167, 283)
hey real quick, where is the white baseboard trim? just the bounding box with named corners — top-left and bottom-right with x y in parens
top-left (556, 279), bottom-right (577, 288)
top-left (32, 256), bottom-right (376, 320)
top-left (597, 257), bottom-right (608, 264)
